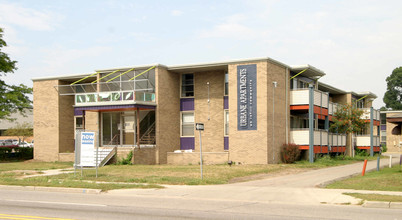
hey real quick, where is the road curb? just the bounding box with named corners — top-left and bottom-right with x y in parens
top-left (0, 185), bottom-right (101, 194)
top-left (363, 201), bottom-right (402, 209)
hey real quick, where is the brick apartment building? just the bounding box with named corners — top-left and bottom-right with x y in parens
top-left (32, 57), bottom-right (381, 164)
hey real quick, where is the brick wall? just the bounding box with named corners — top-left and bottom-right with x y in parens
top-left (33, 80), bottom-right (60, 161)
top-left (155, 67), bottom-right (180, 164)
top-left (194, 70), bottom-right (225, 152)
top-left (167, 152), bottom-right (229, 165)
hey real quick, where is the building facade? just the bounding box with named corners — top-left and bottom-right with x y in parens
top-left (32, 57), bottom-right (381, 164)
top-left (380, 111), bottom-right (402, 154)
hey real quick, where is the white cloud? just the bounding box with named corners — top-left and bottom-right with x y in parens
top-left (198, 14), bottom-right (258, 39)
top-left (171, 10), bottom-right (183, 16)
top-left (0, 2), bottom-right (61, 31)
top-left (38, 46), bottom-right (112, 75)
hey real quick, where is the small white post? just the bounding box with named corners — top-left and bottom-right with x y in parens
top-left (389, 155), bottom-right (392, 168)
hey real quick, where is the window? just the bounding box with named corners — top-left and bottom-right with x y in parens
top-left (381, 131), bottom-right (386, 142)
top-left (224, 110), bottom-right (229, 136)
top-left (380, 113), bottom-right (386, 125)
top-left (356, 100), bottom-right (364, 108)
top-left (181, 112), bottom-right (194, 136)
top-left (298, 80), bottom-right (309, 89)
top-left (224, 72), bottom-right (229, 96)
top-left (181, 73), bottom-right (194, 97)
top-left (75, 117), bottom-right (83, 129)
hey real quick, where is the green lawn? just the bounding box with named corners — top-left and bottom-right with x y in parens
top-left (327, 165), bottom-right (402, 191)
top-left (0, 156), bottom-right (382, 191)
top-left (344, 193), bottom-right (402, 203)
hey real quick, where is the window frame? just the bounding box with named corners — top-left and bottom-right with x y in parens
top-left (180, 73), bottom-right (195, 98)
top-left (224, 72), bottom-right (229, 96)
top-left (224, 110), bottom-right (229, 136)
top-left (180, 111), bottom-right (195, 137)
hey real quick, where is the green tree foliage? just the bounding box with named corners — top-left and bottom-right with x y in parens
top-left (330, 104), bottom-right (365, 134)
top-left (4, 122), bottom-right (33, 142)
top-left (383, 67), bottom-right (402, 110)
top-left (0, 27), bottom-right (32, 120)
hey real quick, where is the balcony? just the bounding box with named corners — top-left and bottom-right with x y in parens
top-left (290, 89), bottom-right (329, 109)
top-left (355, 135), bottom-right (380, 147)
top-left (290, 129), bottom-right (346, 153)
top-left (56, 79), bottom-right (155, 106)
top-left (360, 108), bottom-right (380, 121)
top-left (75, 91), bottom-right (155, 106)
top-left (328, 102), bottom-right (340, 115)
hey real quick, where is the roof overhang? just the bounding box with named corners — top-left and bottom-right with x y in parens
top-left (290, 65), bottom-right (326, 79)
top-left (318, 81), bottom-right (346, 95)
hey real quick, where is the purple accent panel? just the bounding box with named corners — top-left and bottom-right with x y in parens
top-left (75, 104), bottom-right (156, 112)
top-left (180, 137), bottom-right (195, 150)
top-left (381, 125), bottom-right (386, 130)
top-left (224, 137), bottom-right (229, 150)
top-left (180, 98), bottom-right (194, 111)
top-left (74, 108), bottom-right (83, 116)
top-left (224, 96), bottom-right (229, 109)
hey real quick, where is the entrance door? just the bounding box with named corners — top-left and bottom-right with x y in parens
top-left (102, 112), bottom-right (121, 146)
top-left (122, 113), bottom-right (136, 145)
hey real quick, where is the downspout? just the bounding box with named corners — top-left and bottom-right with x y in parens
top-left (285, 68), bottom-right (289, 144)
top-left (309, 85), bottom-right (314, 163)
top-left (370, 107), bottom-right (374, 157)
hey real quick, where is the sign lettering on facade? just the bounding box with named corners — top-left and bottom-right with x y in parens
top-left (237, 64), bottom-right (257, 130)
top-left (80, 132), bottom-right (95, 166)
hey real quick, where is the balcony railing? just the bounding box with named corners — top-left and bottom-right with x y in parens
top-left (355, 135), bottom-right (380, 147)
top-left (290, 129), bottom-right (346, 147)
top-left (328, 102), bottom-right (340, 115)
top-left (75, 90), bottom-right (155, 106)
top-left (360, 108), bottom-right (380, 121)
top-left (290, 89), bottom-right (329, 109)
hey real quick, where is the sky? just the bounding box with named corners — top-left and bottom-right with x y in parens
top-left (0, 0), bottom-right (401, 109)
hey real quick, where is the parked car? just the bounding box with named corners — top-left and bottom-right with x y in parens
top-left (18, 141), bottom-right (33, 148)
top-left (0, 139), bottom-right (19, 148)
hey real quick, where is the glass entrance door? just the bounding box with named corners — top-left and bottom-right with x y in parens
top-left (102, 111), bottom-right (137, 146)
top-left (122, 113), bottom-right (136, 145)
top-left (102, 112), bottom-right (121, 146)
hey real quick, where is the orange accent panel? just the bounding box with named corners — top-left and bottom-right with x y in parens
top-left (290, 105), bottom-right (309, 110)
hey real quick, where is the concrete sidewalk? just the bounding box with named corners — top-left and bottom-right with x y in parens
top-left (107, 157), bottom-right (402, 207)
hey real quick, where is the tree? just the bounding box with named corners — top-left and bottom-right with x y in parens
top-left (383, 67), bottom-right (402, 110)
top-left (4, 122), bottom-right (33, 143)
top-left (0, 27), bottom-right (32, 120)
top-left (330, 104), bottom-right (366, 156)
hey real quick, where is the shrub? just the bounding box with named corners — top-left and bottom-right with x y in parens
top-left (281, 143), bottom-right (301, 163)
top-left (381, 144), bottom-right (387, 153)
top-left (117, 151), bottom-right (133, 165)
top-left (0, 147), bottom-right (12, 159)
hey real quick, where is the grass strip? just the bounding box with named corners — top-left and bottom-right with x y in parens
top-left (327, 166), bottom-right (402, 191)
top-left (344, 193), bottom-right (402, 203)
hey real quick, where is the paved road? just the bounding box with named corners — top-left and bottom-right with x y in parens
top-left (0, 189), bottom-right (401, 220)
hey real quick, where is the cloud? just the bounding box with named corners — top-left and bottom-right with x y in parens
top-left (171, 10), bottom-right (183, 16)
top-left (0, 2), bottom-right (61, 31)
top-left (38, 46), bottom-right (112, 75)
top-left (198, 14), bottom-right (258, 39)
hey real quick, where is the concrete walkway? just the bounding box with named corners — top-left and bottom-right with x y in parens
top-left (107, 156), bottom-right (402, 207)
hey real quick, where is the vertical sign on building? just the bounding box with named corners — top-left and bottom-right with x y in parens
top-left (80, 132), bottom-right (95, 166)
top-left (237, 64), bottom-right (257, 130)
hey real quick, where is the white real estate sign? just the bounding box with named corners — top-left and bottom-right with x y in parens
top-left (80, 132), bottom-right (95, 167)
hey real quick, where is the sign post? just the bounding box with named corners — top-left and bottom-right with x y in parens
top-left (74, 130), bottom-right (98, 178)
top-left (196, 123), bottom-right (204, 180)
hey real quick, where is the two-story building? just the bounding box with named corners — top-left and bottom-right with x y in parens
top-left (32, 57), bottom-right (380, 164)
